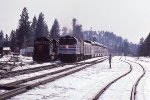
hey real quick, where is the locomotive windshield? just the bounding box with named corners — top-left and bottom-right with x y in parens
top-left (59, 38), bottom-right (77, 45)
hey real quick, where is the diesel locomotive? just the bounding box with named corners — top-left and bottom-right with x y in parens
top-left (58, 35), bottom-right (108, 62)
top-left (32, 37), bottom-right (58, 62)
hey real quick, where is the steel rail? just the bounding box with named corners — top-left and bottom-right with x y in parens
top-left (129, 60), bottom-right (146, 100)
top-left (0, 58), bottom-right (107, 100)
top-left (91, 60), bottom-right (132, 100)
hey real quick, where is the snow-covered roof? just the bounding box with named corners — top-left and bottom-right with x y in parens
top-left (3, 47), bottom-right (10, 50)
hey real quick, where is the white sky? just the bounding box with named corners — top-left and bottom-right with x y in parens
top-left (0, 0), bottom-right (150, 43)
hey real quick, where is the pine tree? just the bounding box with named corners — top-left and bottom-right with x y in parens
top-left (31, 16), bottom-right (37, 39)
top-left (138, 37), bottom-right (145, 56)
top-left (75, 25), bottom-right (83, 40)
top-left (50, 19), bottom-right (60, 40)
top-left (72, 18), bottom-right (83, 40)
top-left (10, 30), bottom-right (17, 52)
top-left (35, 12), bottom-right (49, 39)
top-left (28, 16), bottom-right (37, 46)
top-left (72, 25), bottom-right (83, 40)
top-left (0, 30), bottom-right (4, 46)
top-left (144, 33), bottom-right (150, 56)
top-left (16, 7), bottom-right (30, 48)
top-left (3, 34), bottom-right (9, 47)
top-left (123, 39), bottom-right (129, 55)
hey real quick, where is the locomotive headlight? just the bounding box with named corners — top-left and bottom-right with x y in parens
top-left (66, 45), bottom-right (68, 48)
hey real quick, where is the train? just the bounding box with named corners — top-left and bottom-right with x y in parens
top-left (32, 35), bottom-right (108, 62)
top-left (58, 35), bottom-right (108, 62)
top-left (32, 37), bottom-right (58, 62)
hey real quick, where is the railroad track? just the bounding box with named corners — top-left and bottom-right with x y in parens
top-left (0, 61), bottom-right (62, 79)
top-left (0, 61), bottom-right (91, 86)
top-left (0, 55), bottom-right (24, 75)
top-left (91, 59), bottom-right (145, 100)
top-left (129, 60), bottom-right (146, 100)
top-left (0, 55), bottom-right (38, 74)
top-left (0, 57), bottom-right (107, 79)
top-left (136, 58), bottom-right (150, 63)
top-left (0, 61), bottom-right (18, 76)
top-left (0, 57), bottom-right (107, 99)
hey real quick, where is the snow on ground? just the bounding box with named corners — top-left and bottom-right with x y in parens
top-left (118, 56), bottom-right (150, 100)
top-left (2, 55), bottom-right (105, 72)
top-left (0, 55), bottom-right (11, 62)
top-left (128, 57), bottom-right (150, 100)
top-left (10, 56), bottom-right (130, 100)
top-left (98, 57), bottom-right (143, 100)
top-left (0, 56), bottom-right (106, 85)
top-left (0, 55), bottom-right (60, 71)
top-left (137, 57), bottom-right (150, 62)
top-left (0, 65), bottom-right (74, 84)
top-left (11, 61), bottom-right (60, 71)
top-left (1, 56), bottom-right (150, 100)
top-left (1, 55), bottom-right (106, 72)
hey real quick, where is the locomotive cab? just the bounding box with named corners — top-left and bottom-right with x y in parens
top-left (58, 35), bottom-right (83, 63)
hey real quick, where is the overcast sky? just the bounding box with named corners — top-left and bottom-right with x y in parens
top-left (0, 0), bottom-right (150, 43)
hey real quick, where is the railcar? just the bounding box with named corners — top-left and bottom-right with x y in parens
top-left (84, 40), bottom-right (92, 59)
top-left (92, 42), bottom-right (104, 57)
top-left (33, 37), bottom-right (52, 62)
top-left (58, 35), bottom-right (83, 62)
top-left (102, 46), bottom-right (108, 56)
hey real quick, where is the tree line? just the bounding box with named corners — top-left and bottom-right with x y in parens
top-left (83, 31), bottom-right (138, 56)
top-left (0, 7), bottom-right (60, 52)
top-left (138, 33), bottom-right (150, 56)
top-left (0, 7), bottom-right (138, 56)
